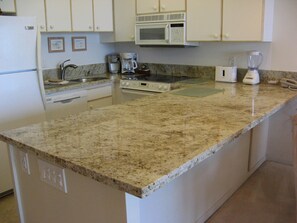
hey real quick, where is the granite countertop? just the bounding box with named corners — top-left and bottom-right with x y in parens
top-left (1, 81), bottom-right (297, 198)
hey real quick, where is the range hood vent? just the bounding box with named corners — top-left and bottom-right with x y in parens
top-left (136, 12), bottom-right (186, 23)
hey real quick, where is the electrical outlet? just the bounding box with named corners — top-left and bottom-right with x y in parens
top-left (38, 159), bottom-right (67, 193)
top-left (19, 151), bottom-right (31, 175)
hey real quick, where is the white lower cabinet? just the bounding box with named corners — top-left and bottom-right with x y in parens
top-left (86, 84), bottom-right (112, 110)
top-left (249, 119), bottom-right (269, 173)
top-left (266, 98), bottom-right (297, 165)
top-left (88, 97), bottom-right (112, 110)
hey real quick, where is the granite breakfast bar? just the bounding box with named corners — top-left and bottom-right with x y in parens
top-left (1, 81), bottom-right (297, 223)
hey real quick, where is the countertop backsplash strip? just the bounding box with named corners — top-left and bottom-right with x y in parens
top-left (43, 63), bottom-right (107, 81)
top-left (42, 62), bottom-right (297, 83)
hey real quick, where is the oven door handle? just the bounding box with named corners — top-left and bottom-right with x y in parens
top-left (121, 89), bottom-right (157, 96)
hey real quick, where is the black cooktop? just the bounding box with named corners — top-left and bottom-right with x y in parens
top-left (121, 74), bottom-right (190, 83)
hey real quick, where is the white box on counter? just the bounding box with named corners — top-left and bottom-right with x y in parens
top-left (215, 66), bottom-right (237, 83)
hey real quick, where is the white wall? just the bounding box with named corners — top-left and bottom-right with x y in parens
top-left (41, 33), bottom-right (115, 69)
top-left (115, 0), bottom-right (297, 72)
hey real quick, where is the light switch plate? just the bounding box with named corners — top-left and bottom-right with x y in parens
top-left (19, 151), bottom-right (31, 175)
top-left (38, 159), bottom-right (68, 193)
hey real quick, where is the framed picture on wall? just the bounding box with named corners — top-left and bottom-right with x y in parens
top-left (48, 37), bottom-right (65, 53)
top-left (72, 36), bottom-right (87, 51)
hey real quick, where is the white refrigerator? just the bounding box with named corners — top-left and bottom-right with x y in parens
top-left (0, 16), bottom-right (45, 196)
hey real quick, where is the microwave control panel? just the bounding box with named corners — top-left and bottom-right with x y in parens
top-left (170, 23), bottom-right (185, 44)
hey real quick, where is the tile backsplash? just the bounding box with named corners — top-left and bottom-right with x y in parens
top-left (43, 63), bottom-right (107, 81)
top-left (43, 62), bottom-right (297, 83)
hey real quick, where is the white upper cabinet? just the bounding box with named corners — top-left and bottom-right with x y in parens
top-left (136, 0), bottom-right (185, 14)
top-left (187, 0), bottom-right (274, 42)
top-left (16, 0), bottom-right (47, 32)
top-left (114, 0), bottom-right (136, 41)
top-left (101, 0), bottom-right (136, 42)
top-left (136, 0), bottom-right (159, 14)
top-left (93, 0), bottom-right (113, 32)
top-left (45, 0), bottom-right (71, 32)
top-left (159, 0), bottom-right (185, 13)
top-left (223, 0), bottom-right (266, 41)
top-left (71, 0), bottom-right (93, 32)
top-left (187, 0), bottom-right (221, 41)
top-left (0, 0), bottom-right (15, 12)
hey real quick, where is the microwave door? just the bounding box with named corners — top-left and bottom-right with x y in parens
top-left (136, 23), bottom-right (169, 45)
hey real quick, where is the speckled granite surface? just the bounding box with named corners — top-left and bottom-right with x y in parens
top-left (1, 82), bottom-right (297, 198)
top-left (43, 63), bottom-right (107, 81)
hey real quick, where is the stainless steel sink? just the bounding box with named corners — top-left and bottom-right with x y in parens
top-left (69, 77), bottom-right (108, 83)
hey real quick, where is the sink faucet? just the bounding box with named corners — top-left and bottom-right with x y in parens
top-left (59, 59), bottom-right (78, 80)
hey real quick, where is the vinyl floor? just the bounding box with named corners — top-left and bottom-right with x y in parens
top-left (207, 161), bottom-right (296, 223)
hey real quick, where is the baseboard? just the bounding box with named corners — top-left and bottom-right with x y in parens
top-left (0, 189), bottom-right (14, 199)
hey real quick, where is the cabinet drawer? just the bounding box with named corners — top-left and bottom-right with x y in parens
top-left (86, 84), bottom-right (112, 101)
top-left (88, 96), bottom-right (112, 110)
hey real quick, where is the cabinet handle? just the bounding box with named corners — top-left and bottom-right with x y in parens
top-left (96, 26), bottom-right (100, 30)
top-left (131, 35), bottom-right (135, 40)
top-left (49, 25), bottom-right (54, 30)
top-left (223, 33), bottom-right (230, 39)
top-left (153, 6), bottom-right (157, 11)
top-left (89, 26), bottom-right (93, 30)
top-left (213, 34), bottom-right (219, 39)
top-left (40, 25), bottom-right (45, 30)
top-left (161, 5), bottom-right (165, 11)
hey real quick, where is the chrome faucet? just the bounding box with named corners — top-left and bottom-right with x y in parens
top-left (59, 59), bottom-right (78, 80)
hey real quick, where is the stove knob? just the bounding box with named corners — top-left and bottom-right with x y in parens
top-left (158, 85), bottom-right (162, 90)
top-left (163, 85), bottom-right (168, 91)
top-left (126, 82), bottom-right (130, 86)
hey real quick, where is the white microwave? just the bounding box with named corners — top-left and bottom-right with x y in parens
top-left (135, 12), bottom-right (198, 47)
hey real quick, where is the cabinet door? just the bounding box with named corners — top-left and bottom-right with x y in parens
top-left (93, 0), bottom-right (113, 32)
top-left (114, 0), bottom-right (136, 42)
top-left (45, 0), bottom-right (71, 32)
top-left (222, 0), bottom-right (263, 41)
top-left (249, 119), bottom-right (269, 173)
top-left (0, 0), bottom-right (15, 12)
top-left (136, 0), bottom-right (159, 14)
top-left (71, 0), bottom-right (93, 31)
top-left (187, 0), bottom-right (221, 41)
top-left (16, 0), bottom-right (47, 32)
top-left (88, 96), bottom-right (112, 110)
top-left (160, 0), bottom-right (185, 12)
